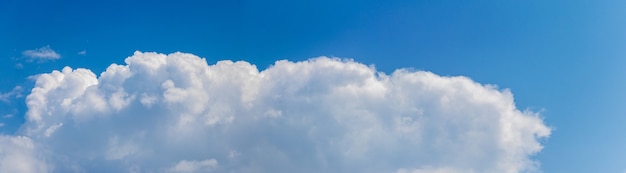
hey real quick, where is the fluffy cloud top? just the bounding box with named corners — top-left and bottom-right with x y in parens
top-left (22, 45), bottom-right (61, 61)
top-left (6, 52), bottom-right (549, 173)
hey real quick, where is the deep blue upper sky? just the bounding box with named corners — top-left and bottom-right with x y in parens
top-left (2, 0), bottom-right (626, 172)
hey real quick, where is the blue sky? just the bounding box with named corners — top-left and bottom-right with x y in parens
top-left (2, 0), bottom-right (626, 172)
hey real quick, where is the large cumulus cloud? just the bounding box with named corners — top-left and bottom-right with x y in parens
top-left (5, 52), bottom-right (549, 173)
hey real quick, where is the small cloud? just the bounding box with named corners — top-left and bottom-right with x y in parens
top-left (228, 150), bottom-right (241, 159)
top-left (0, 86), bottom-right (23, 103)
top-left (168, 159), bottom-right (218, 173)
top-left (2, 114), bottom-right (13, 119)
top-left (78, 50), bottom-right (87, 55)
top-left (22, 45), bottom-right (61, 62)
top-left (0, 123), bottom-right (4, 127)
top-left (14, 63), bottom-right (23, 69)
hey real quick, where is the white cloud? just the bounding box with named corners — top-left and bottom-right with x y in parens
top-left (15, 63), bottom-right (24, 69)
top-left (78, 50), bottom-right (87, 55)
top-left (4, 51), bottom-right (550, 172)
top-left (0, 136), bottom-right (49, 173)
top-left (22, 45), bottom-right (61, 61)
top-left (167, 159), bottom-right (218, 173)
top-left (397, 167), bottom-right (466, 173)
top-left (0, 86), bottom-right (23, 103)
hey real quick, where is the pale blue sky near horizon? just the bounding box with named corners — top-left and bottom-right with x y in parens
top-left (2, 0), bottom-right (626, 172)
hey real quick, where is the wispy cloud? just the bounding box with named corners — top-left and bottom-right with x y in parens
top-left (0, 86), bottom-right (23, 103)
top-left (14, 63), bottom-right (23, 69)
top-left (22, 45), bottom-right (61, 61)
top-left (78, 50), bottom-right (87, 55)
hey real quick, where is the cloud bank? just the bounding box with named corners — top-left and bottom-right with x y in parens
top-left (22, 45), bottom-right (61, 61)
top-left (4, 52), bottom-right (549, 173)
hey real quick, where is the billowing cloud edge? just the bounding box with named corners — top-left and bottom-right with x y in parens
top-left (2, 51), bottom-right (549, 173)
